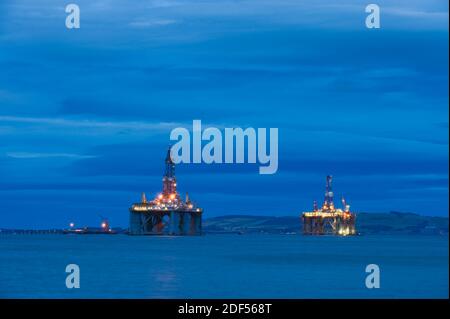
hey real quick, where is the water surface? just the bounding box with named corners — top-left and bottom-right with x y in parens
top-left (0, 234), bottom-right (447, 298)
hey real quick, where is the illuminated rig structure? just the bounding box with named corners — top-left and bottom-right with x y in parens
top-left (129, 148), bottom-right (203, 235)
top-left (302, 176), bottom-right (356, 236)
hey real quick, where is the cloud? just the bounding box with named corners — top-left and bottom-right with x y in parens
top-left (129, 19), bottom-right (178, 28)
top-left (5, 152), bottom-right (96, 159)
top-left (0, 115), bottom-right (180, 131)
top-left (148, 0), bottom-right (181, 8)
top-left (386, 7), bottom-right (449, 18)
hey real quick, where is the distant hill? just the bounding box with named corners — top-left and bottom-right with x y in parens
top-left (1, 212), bottom-right (447, 235)
top-left (203, 212), bottom-right (449, 235)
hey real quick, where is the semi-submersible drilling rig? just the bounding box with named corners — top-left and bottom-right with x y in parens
top-left (129, 148), bottom-right (203, 235)
top-left (302, 176), bottom-right (356, 236)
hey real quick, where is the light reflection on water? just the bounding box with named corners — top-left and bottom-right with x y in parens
top-left (152, 269), bottom-right (179, 297)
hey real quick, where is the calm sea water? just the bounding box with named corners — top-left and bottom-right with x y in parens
top-left (0, 234), bottom-right (448, 298)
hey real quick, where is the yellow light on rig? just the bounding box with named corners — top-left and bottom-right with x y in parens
top-left (158, 194), bottom-right (163, 200)
top-left (170, 193), bottom-right (176, 200)
top-left (101, 222), bottom-right (107, 229)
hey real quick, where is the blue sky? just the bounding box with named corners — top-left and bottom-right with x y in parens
top-left (0, 0), bottom-right (448, 228)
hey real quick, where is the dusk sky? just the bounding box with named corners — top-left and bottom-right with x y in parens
top-left (0, 0), bottom-right (448, 228)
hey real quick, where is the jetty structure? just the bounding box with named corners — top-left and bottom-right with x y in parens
top-left (129, 148), bottom-right (203, 235)
top-left (63, 217), bottom-right (117, 235)
top-left (302, 175), bottom-right (356, 236)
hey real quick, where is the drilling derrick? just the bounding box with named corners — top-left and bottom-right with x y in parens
top-left (163, 148), bottom-right (177, 195)
top-left (129, 147), bottom-right (203, 236)
top-left (322, 175), bottom-right (334, 211)
top-left (302, 176), bottom-right (356, 236)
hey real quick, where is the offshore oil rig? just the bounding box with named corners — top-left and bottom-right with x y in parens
top-left (129, 148), bottom-right (203, 235)
top-left (302, 176), bottom-right (356, 236)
